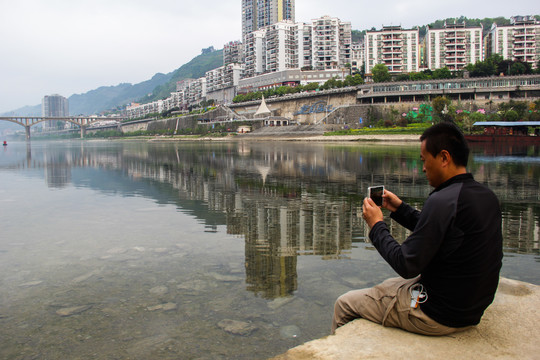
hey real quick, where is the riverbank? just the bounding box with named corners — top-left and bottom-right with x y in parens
top-left (146, 133), bottom-right (421, 143)
top-left (271, 277), bottom-right (539, 360)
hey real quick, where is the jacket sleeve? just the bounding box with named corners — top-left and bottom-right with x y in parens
top-left (390, 202), bottom-right (420, 231)
top-left (369, 193), bottom-right (457, 279)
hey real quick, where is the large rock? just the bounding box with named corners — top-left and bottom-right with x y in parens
top-left (271, 278), bottom-right (539, 360)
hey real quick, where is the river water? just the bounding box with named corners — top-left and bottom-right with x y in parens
top-left (1, 139), bottom-right (538, 359)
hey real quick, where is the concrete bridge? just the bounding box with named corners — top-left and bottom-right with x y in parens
top-left (0, 116), bottom-right (124, 140)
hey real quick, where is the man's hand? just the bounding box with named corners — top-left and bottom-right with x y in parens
top-left (382, 189), bottom-right (402, 213)
top-left (362, 197), bottom-right (384, 229)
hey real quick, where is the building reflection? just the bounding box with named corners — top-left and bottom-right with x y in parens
top-left (3, 141), bottom-right (539, 297)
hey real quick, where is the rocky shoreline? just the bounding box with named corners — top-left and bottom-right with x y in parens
top-left (271, 277), bottom-right (540, 360)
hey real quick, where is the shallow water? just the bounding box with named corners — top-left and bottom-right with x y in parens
top-left (0, 140), bottom-right (538, 359)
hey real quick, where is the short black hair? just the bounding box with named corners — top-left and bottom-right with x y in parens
top-left (420, 122), bottom-right (469, 167)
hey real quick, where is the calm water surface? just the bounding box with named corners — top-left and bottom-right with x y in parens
top-left (1, 140), bottom-right (539, 359)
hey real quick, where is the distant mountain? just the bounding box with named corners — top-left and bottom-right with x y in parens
top-left (68, 73), bottom-right (172, 115)
top-left (1, 47), bottom-right (223, 118)
top-left (138, 48), bottom-right (223, 103)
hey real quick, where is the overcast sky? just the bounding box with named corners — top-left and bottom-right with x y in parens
top-left (0, 0), bottom-right (537, 114)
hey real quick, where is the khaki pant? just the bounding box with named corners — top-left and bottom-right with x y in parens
top-left (332, 277), bottom-right (471, 336)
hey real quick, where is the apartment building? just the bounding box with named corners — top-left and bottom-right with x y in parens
top-left (265, 21), bottom-right (299, 72)
top-left (186, 78), bottom-right (207, 106)
top-left (311, 16), bottom-right (352, 70)
top-left (425, 22), bottom-right (483, 71)
top-left (224, 41), bottom-right (244, 66)
top-left (365, 26), bottom-right (420, 74)
top-left (487, 16), bottom-right (540, 68)
top-left (237, 68), bottom-right (345, 94)
top-left (242, 0), bottom-right (295, 44)
top-left (206, 63), bottom-right (244, 92)
top-left (350, 42), bottom-right (365, 74)
top-left (42, 94), bottom-right (69, 130)
top-left (244, 29), bottom-right (268, 78)
top-left (243, 16), bottom-right (351, 79)
top-left (297, 22), bottom-right (312, 69)
top-left (125, 100), bottom-right (165, 119)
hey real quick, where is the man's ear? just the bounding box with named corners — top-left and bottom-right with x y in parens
top-left (439, 150), bottom-right (452, 166)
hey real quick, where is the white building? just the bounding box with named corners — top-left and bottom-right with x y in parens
top-left (237, 68), bottom-right (345, 94)
top-left (426, 22), bottom-right (483, 71)
top-left (244, 29), bottom-right (268, 78)
top-left (311, 16), bottom-right (352, 71)
top-left (186, 78), bottom-right (207, 106)
top-left (224, 41), bottom-right (244, 66)
top-left (350, 42), bottom-right (365, 74)
top-left (243, 16), bottom-right (351, 79)
top-left (297, 22), bottom-right (312, 69)
top-left (206, 63), bottom-right (245, 104)
top-left (365, 26), bottom-right (420, 74)
top-left (488, 16), bottom-right (540, 69)
top-left (265, 21), bottom-right (298, 72)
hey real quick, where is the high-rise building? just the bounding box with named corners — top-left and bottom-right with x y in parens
top-left (242, 0), bottom-right (295, 43)
top-left (487, 16), bottom-right (540, 69)
top-left (243, 16), bottom-right (352, 79)
top-left (364, 26), bottom-right (420, 75)
top-left (41, 94), bottom-right (69, 131)
top-left (425, 22), bottom-right (483, 71)
top-left (311, 16), bottom-right (352, 71)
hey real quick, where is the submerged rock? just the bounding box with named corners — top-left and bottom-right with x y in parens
top-left (149, 286), bottom-right (168, 296)
top-left (56, 305), bottom-right (92, 317)
top-left (280, 325), bottom-right (301, 339)
top-left (19, 281), bottom-right (43, 287)
top-left (147, 303), bottom-right (177, 312)
top-left (217, 319), bottom-right (257, 336)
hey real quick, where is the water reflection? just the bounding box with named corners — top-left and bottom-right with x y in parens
top-left (1, 140), bottom-right (539, 359)
top-left (2, 140), bottom-right (539, 300)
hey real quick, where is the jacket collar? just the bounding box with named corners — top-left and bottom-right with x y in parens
top-left (430, 173), bottom-right (473, 195)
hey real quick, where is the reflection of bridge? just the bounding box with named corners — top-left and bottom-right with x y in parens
top-left (0, 116), bottom-right (124, 140)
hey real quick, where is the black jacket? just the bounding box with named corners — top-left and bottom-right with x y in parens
top-left (369, 173), bottom-right (503, 328)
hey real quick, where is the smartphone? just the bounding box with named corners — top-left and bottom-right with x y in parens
top-left (368, 185), bottom-right (384, 206)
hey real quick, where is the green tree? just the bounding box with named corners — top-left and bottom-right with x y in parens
top-left (504, 109), bottom-right (519, 122)
top-left (509, 62), bottom-right (527, 75)
top-left (372, 64), bottom-right (391, 83)
top-left (409, 72), bottom-right (431, 81)
top-left (343, 73), bottom-right (364, 86)
top-left (466, 112), bottom-right (486, 133)
top-left (432, 96), bottom-right (452, 122)
top-left (432, 67), bottom-right (452, 79)
top-left (304, 82), bottom-right (319, 91)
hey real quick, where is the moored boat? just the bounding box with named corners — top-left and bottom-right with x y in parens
top-left (465, 121), bottom-right (540, 144)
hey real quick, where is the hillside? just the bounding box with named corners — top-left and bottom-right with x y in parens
top-left (68, 72), bottom-right (173, 115)
top-left (139, 47), bottom-right (223, 104)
